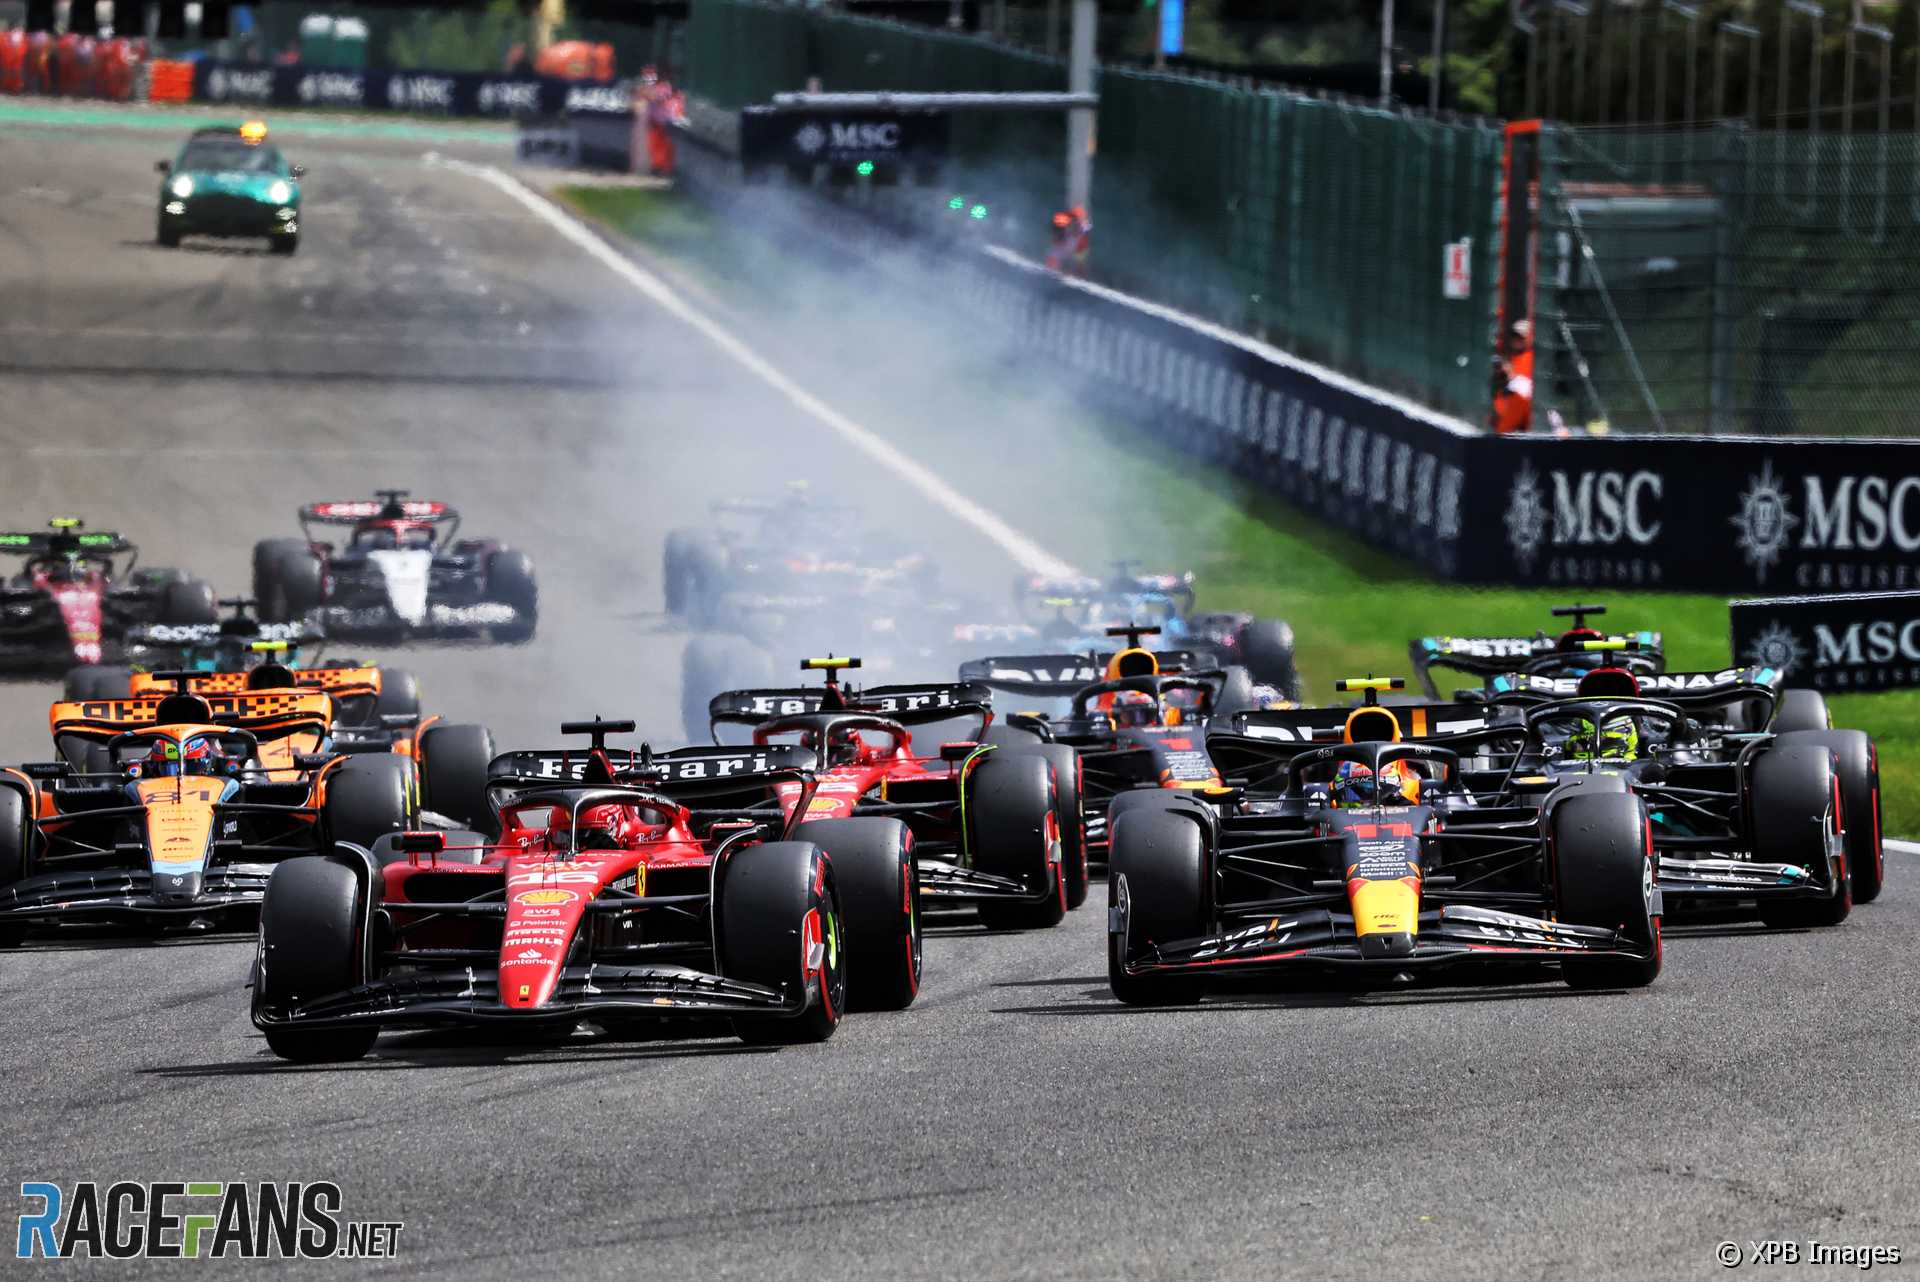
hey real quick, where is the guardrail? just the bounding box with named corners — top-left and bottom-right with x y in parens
top-left (670, 106), bottom-right (1920, 595)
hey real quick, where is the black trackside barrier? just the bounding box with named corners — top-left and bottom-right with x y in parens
top-left (672, 104), bottom-right (1920, 593)
top-left (1731, 590), bottom-right (1920, 692)
top-left (192, 61), bottom-right (631, 121)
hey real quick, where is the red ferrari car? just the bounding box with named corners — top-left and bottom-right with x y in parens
top-left (707, 657), bottom-right (1084, 923)
top-left (251, 720), bottom-right (920, 1062)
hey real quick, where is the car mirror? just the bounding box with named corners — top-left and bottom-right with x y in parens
top-left (155, 160), bottom-right (170, 175)
top-left (289, 165), bottom-right (307, 178)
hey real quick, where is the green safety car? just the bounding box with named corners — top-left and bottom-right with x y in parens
top-left (155, 121), bottom-right (303, 254)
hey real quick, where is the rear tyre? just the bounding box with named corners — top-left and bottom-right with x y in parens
top-left (969, 752), bottom-right (1066, 931)
top-left (1772, 689), bottom-right (1831, 733)
top-left (161, 577), bottom-right (219, 624)
top-left (374, 666), bottom-right (421, 724)
top-left (1107, 806), bottom-right (1209, 1005)
top-left (681, 634), bottom-right (775, 743)
top-left (255, 857), bottom-right (378, 1062)
top-left (720, 841), bottom-right (847, 1045)
top-left (0, 787), bottom-right (32, 948)
top-left (323, 756), bottom-right (417, 850)
top-left (63, 664), bottom-right (133, 702)
top-left (1751, 743), bottom-right (1851, 929)
top-left (486, 548), bottom-right (538, 643)
top-left (1235, 618), bottom-right (1300, 700)
top-left (418, 723), bottom-right (495, 834)
top-left (252, 539), bottom-right (323, 622)
top-left (1777, 729), bottom-right (1882, 904)
top-left (1552, 792), bottom-right (1661, 989)
top-left (793, 818), bottom-right (920, 1012)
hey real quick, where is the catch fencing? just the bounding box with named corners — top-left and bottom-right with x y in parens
top-left (1534, 125), bottom-right (1920, 436)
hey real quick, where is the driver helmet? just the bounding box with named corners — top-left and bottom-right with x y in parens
top-left (1568, 714), bottom-right (1639, 761)
top-left (142, 736), bottom-right (213, 778)
top-left (1329, 759), bottom-right (1421, 806)
top-left (1107, 690), bottom-right (1160, 730)
top-left (547, 802), bottom-right (641, 852)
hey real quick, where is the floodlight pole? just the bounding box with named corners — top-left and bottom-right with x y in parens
top-left (1068, 0), bottom-right (1096, 210)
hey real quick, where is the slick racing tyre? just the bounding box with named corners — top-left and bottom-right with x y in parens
top-left (980, 732), bottom-right (1086, 908)
top-left (161, 577), bottom-right (219, 624)
top-left (375, 666), bottom-right (421, 724)
top-left (63, 665), bottom-right (133, 702)
top-left (253, 539), bottom-right (324, 622)
top-left (256, 857), bottom-right (378, 1062)
top-left (681, 634), bottom-right (774, 743)
top-left (1775, 730), bottom-right (1883, 904)
top-left (793, 818), bottom-right (921, 1012)
top-left (418, 723), bottom-right (495, 834)
top-left (1753, 744), bottom-right (1852, 929)
top-left (1553, 792), bottom-right (1662, 989)
top-left (323, 756), bottom-right (418, 851)
top-left (0, 786), bottom-right (31, 948)
top-left (1107, 799), bottom-right (1209, 1006)
top-left (486, 548), bottom-right (538, 644)
top-left (969, 751), bottom-right (1066, 931)
top-left (1235, 619), bottom-right (1301, 701)
top-left (1771, 689), bottom-right (1831, 734)
top-left (719, 841), bottom-right (847, 1045)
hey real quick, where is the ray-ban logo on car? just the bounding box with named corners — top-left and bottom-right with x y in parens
top-left (17, 1181), bottom-right (402, 1261)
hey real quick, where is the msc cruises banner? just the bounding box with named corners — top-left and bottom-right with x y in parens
top-left (1731, 590), bottom-right (1920, 692)
top-left (192, 61), bottom-right (630, 120)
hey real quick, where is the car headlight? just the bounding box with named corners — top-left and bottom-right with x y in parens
top-left (169, 175), bottom-right (193, 198)
top-left (267, 181), bottom-right (292, 204)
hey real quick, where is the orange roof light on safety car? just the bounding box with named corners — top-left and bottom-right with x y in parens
top-left (238, 119), bottom-right (268, 144)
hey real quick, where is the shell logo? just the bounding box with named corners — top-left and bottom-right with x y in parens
top-left (514, 888), bottom-right (578, 907)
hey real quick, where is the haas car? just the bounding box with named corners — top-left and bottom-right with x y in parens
top-left (0, 678), bottom-right (439, 944)
top-left (253, 491), bottom-right (536, 643)
top-left (0, 518), bottom-right (218, 673)
top-left (707, 657), bottom-right (1080, 922)
top-left (1409, 602), bottom-right (1663, 699)
top-left (959, 625), bottom-right (1282, 861)
top-left (1106, 678), bottom-right (1664, 1004)
top-left (1463, 641), bottom-right (1879, 924)
top-left (251, 720), bottom-right (923, 1062)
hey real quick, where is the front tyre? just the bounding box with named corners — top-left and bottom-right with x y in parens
top-left (0, 787), bottom-right (31, 948)
top-left (969, 751), bottom-right (1066, 931)
top-left (255, 857), bottom-right (378, 1062)
top-left (1552, 792), bottom-right (1662, 990)
top-left (719, 841), bottom-right (847, 1045)
top-left (1777, 729), bottom-right (1882, 904)
top-left (323, 756), bottom-right (417, 850)
top-left (418, 722), bottom-right (495, 834)
top-left (270, 233), bottom-right (298, 256)
top-left (1107, 803), bottom-right (1209, 1005)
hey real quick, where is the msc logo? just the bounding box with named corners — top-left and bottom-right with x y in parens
top-left (1504, 463), bottom-right (1662, 571)
top-left (829, 122), bottom-right (901, 150)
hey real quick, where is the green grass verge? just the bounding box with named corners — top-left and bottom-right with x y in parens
top-left (560, 183), bottom-right (1920, 837)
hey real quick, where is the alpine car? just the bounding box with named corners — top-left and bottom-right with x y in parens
top-left (252, 491), bottom-right (537, 643)
top-left (0, 680), bottom-right (424, 944)
top-left (250, 719), bottom-right (923, 1062)
top-left (1408, 602), bottom-right (1663, 699)
top-left (156, 120), bottom-right (303, 254)
top-left (0, 518), bottom-right (218, 673)
top-left (1103, 678), bottom-right (1663, 1004)
top-left (707, 656), bottom-right (1078, 923)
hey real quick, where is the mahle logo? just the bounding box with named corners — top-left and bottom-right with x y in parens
top-left (17, 1181), bottom-right (403, 1261)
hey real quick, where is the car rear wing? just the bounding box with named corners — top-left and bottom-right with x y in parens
top-left (958, 654), bottom-right (1103, 698)
top-left (300, 500), bottom-right (453, 525)
top-left (51, 689), bottom-right (335, 735)
top-left (125, 620), bottom-right (317, 651)
top-left (708, 682), bottom-right (992, 734)
top-left (486, 744), bottom-right (818, 838)
top-left (1408, 631), bottom-right (1665, 698)
top-left (0, 529), bottom-right (133, 556)
top-left (1486, 667), bottom-right (1779, 728)
top-left (1228, 701), bottom-right (1492, 745)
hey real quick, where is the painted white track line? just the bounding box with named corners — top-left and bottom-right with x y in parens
top-left (441, 158), bottom-right (1080, 581)
top-left (1885, 839), bottom-right (1920, 857)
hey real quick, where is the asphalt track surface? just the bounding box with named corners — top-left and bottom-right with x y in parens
top-left (2, 119), bottom-right (1917, 1281)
